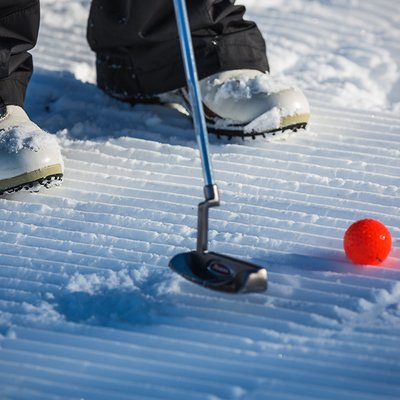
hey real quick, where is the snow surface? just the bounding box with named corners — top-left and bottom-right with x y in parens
top-left (1, 0), bottom-right (399, 399)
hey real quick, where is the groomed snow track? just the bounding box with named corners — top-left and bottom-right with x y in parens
top-left (0, 1), bottom-right (399, 399)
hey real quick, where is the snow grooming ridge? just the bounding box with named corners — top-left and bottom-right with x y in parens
top-left (0, 0), bottom-right (400, 400)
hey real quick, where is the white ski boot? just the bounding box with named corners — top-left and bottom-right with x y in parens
top-left (160, 69), bottom-right (310, 138)
top-left (0, 104), bottom-right (64, 195)
top-left (198, 69), bottom-right (310, 138)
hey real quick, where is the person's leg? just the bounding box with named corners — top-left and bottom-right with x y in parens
top-left (87, 0), bottom-right (269, 101)
top-left (87, 0), bottom-right (310, 137)
top-left (0, 0), bottom-right (39, 107)
top-left (0, 0), bottom-right (64, 196)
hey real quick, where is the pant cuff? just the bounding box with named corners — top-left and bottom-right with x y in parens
top-left (96, 31), bottom-right (269, 102)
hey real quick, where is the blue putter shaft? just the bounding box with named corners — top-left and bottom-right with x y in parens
top-left (173, 0), bottom-right (215, 187)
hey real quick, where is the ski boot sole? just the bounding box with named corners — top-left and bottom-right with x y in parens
top-left (0, 164), bottom-right (64, 195)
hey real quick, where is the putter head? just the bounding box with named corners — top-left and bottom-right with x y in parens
top-left (169, 251), bottom-right (267, 293)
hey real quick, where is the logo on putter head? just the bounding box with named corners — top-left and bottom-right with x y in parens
top-left (207, 261), bottom-right (233, 277)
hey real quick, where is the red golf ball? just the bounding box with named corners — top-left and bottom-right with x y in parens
top-left (344, 219), bottom-right (392, 265)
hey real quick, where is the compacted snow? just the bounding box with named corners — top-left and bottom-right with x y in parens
top-left (0, 1), bottom-right (399, 399)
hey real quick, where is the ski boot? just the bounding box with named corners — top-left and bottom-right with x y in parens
top-left (0, 103), bottom-right (64, 196)
top-left (159, 69), bottom-right (310, 139)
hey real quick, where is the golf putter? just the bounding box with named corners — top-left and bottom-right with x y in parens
top-left (169, 0), bottom-right (268, 293)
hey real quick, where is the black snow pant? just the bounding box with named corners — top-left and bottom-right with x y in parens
top-left (0, 0), bottom-right (39, 107)
top-left (0, 0), bottom-right (269, 107)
